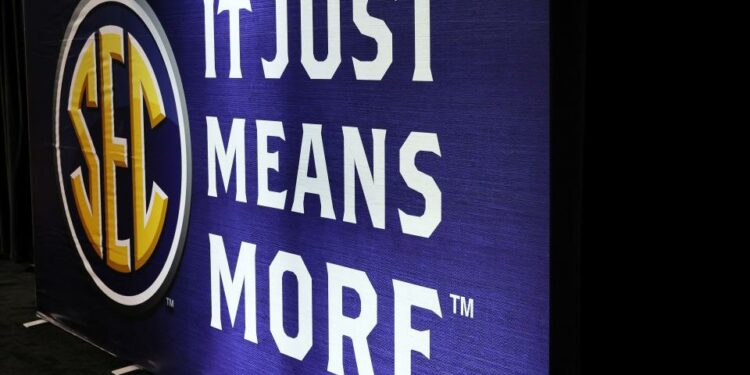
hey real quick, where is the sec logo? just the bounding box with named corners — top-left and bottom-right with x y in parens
top-left (54, 0), bottom-right (190, 310)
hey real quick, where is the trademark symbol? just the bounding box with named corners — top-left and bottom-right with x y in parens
top-left (449, 293), bottom-right (474, 319)
top-left (166, 297), bottom-right (175, 309)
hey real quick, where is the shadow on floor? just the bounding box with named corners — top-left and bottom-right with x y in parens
top-left (0, 259), bottom-right (151, 374)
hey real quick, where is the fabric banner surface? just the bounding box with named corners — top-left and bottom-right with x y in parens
top-left (24, 0), bottom-right (549, 373)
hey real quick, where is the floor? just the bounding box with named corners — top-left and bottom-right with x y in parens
top-left (0, 259), bottom-right (150, 374)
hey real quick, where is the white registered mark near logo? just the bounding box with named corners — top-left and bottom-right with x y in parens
top-left (54, 0), bottom-right (191, 309)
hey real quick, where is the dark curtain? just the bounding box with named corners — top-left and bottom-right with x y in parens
top-left (1, 0), bottom-right (33, 263)
top-left (550, 0), bottom-right (585, 373)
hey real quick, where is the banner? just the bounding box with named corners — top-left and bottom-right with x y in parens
top-left (24, 0), bottom-right (549, 373)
